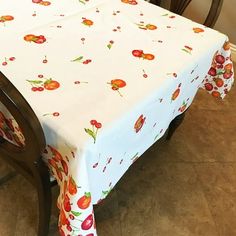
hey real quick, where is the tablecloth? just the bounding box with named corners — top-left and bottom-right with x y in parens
top-left (0, 0), bottom-right (234, 235)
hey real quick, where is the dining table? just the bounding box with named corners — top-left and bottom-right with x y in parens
top-left (0, 0), bottom-right (234, 235)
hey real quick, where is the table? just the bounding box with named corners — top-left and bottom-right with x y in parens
top-left (0, 0), bottom-right (234, 235)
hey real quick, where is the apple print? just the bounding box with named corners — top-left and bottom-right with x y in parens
top-left (77, 192), bottom-right (91, 209)
top-left (215, 55), bottom-right (225, 64)
top-left (134, 115), bottom-right (146, 133)
top-left (85, 119), bottom-right (102, 143)
top-left (171, 83), bottom-right (181, 101)
top-left (0, 15), bottom-right (14, 25)
top-left (121, 0), bottom-right (138, 4)
top-left (68, 176), bottom-right (77, 195)
top-left (214, 78), bottom-right (224, 87)
top-left (193, 27), bottom-right (204, 33)
top-left (108, 79), bottom-right (126, 97)
top-left (132, 50), bottom-right (155, 60)
top-left (212, 91), bottom-right (220, 98)
top-left (208, 67), bottom-right (216, 76)
top-left (137, 22), bottom-right (157, 30)
top-left (32, 0), bottom-right (51, 6)
top-left (204, 83), bottom-right (213, 91)
top-left (223, 41), bottom-right (230, 51)
top-left (82, 18), bottom-right (93, 26)
top-left (27, 75), bottom-right (60, 91)
top-left (24, 34), bottom-right (46, 44)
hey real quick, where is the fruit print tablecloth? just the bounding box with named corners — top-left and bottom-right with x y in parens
top-left (0, 0), bottom-right (234, 235)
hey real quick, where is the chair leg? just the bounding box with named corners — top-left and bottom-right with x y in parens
top-left (32, 159), bottom-right (52, 236)
top-left (166, 112), bottom-right (185, 140)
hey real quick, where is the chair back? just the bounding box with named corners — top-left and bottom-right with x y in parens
top-left (0, 71), bottom-right (46, 163)
top-left (151, 0), bottom-right (224, 28)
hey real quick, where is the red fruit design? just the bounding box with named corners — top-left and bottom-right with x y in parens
top-left (223, 41), bottom-right (230, 51)
top-left (208, 67), bottom-right (216, 76)
top-left (215, 55), bottom-right (225, 64)
top-left (82, 18), bottom-right (93, 26)
top-left (48, 159), bottom-right (58, 169)
top-left (214, 78), bottom-right (224, 87)
top-left (212, 91), bottom-right (221, 98)
top-left (44, 79), bottom-right (60, 90)
top-left (132, 50), bottom-right (143, 57)
top-left (132, 50), bottom-right (155, 60)
top-left (81, 214), bottom-right (94, 230)
top-left (55, 167), bottom-right (63, 181)
top-left (61, 160), bottom-right (68, 175)
top-left (48, 145), bottom-right (63, 161)
top-left (223, 71), bottom-right (233, 79)
top-left (171, 84), bottom-right (181, 101)
top-left (204, 83), bottom-right (213, 91)
top-left (59, 209), bottom-right (67, 226)
top-left (64, 194), bottom-right (71, 212)
top-left (68, 176), bottom-right (77, 195)
top-left (77, 192), bottom-right (91, 209)
top-left (0, 15), bottom-right (14, 24)
top-left (59, 228), bottom-right (65, 236)
top-left (193, 27), bottom-right (204, 33)
top-left (85, 120), bottom-right (102, 143)
top-left (134, 114), bottom-right (146, 133)
top-left (108, 79), bottom-right (126, 97)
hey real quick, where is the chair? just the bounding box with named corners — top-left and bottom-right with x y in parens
top-left (150, 0), bottom-right (224, 28)
top-left (0, 71), bottom-right (53, 236)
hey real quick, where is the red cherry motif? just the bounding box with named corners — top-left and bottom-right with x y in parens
top-left (81, 214), bottom-right (94, 230)
top-left (132, 50), bottom-right (143, 57)
top-left (208, 67), bottom-right (216, 76)
top-left (214, 78), bottom-right (224, 87)
top-left (77, 192), bottom-right (91, 209)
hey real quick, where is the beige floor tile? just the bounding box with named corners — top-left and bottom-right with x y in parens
top-left (95, 189), bottom-right (122, 236)
top-left (195, 163), bottom-right (236, 236)
top-left (116, 162), bottom-right (218, 236)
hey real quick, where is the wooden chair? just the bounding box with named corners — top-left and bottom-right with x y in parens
top-left (0, 71), bottom-right (54, 236)
top-left (151, 0), bottom-right (224, 28)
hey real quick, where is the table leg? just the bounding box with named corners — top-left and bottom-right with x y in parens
top-left (166, 112), bottom-right (186, 140)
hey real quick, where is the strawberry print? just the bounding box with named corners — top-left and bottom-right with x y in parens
top-left (178, 100), bottom-right (188, 112)
top-left (81, 214), bottom-right (94, 230)
top-left (193, 27), bottom-right (204, 33)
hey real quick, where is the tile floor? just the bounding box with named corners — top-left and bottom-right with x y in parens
top-left (0, 67), bottom-right (235, 236)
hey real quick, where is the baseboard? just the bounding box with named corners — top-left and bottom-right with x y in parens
top-left (230, 43), bottom-right (236, 63)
